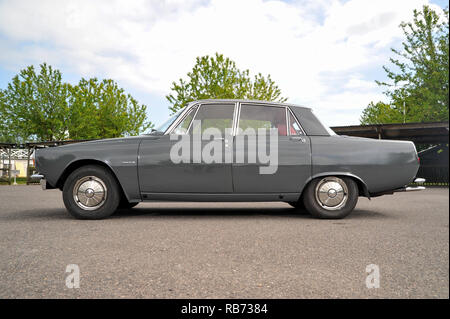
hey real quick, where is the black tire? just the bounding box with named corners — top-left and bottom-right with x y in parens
top-left (303, 176), bottom-right (358, 219)
top-left (287, 200), bottom-right (309, 214)
top-left (62, 165), bottom-right (121, 219)
top-left (118, 200), bottom-right (139, 209)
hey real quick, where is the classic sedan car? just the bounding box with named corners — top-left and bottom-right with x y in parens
top-left (34, 99), bottom-right (425, 219)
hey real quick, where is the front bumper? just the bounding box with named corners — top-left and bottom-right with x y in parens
top-left (30, 174), bottom-right (48, 190)
top-left (40, 179), bottom-right (47, 190)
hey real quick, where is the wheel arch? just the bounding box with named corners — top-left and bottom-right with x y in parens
top-left (56, 159), bottom-right (129, 201)
top-left (303, 172), bottom-right (370, 199)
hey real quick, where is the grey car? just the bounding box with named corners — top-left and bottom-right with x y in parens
top-left (34, 99), bottom-right (425, 219)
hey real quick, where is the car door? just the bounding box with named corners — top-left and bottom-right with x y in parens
top-left (232, 103), bottom-right (311, 193)
top-left (138, 102), bottom-right (236, 194)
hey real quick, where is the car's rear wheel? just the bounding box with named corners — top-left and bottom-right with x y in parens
top-left (62, 165), bottom-right (120, 219)
top-left (287, 200), bottom-right (309, 214)
top-left (303, 176), bottom-right (358, 219)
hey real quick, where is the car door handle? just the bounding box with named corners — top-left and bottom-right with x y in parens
top-left (290, 136), bottom-right (306, 143)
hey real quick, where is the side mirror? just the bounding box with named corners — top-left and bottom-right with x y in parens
top-left (150, 130), bottom-right (164, 136)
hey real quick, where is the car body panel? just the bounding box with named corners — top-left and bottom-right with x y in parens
top-left (138, 134), bottom-right (234, 194)
top-left (232, 135), bottom-right (311, 194)
top-left (309, 135), bottom-right (419, 194)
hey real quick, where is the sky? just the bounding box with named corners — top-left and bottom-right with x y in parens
top-left (0, 0), bottom-right (448, 128)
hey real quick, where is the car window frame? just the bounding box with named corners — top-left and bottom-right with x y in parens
top-left (236, 102), bottom-right (291, 136)
top-left (170, 105), bottom-right (199, 135)
top-left (166, 101), bottom-right (306, 137)
top-left (167, 102), bottom-right (238, 136)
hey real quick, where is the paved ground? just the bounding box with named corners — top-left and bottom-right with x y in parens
top-left (0, 186), bottom-right (448, 298)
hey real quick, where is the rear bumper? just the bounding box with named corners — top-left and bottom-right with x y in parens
top-left (396, 178), bottom-right (426, 192)
top-left (396, 185), bottom-right (426, 192)
top-left (370, 178), bottom-right (426, 197)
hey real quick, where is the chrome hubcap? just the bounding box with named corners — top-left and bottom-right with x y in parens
top-left (315, 177), bottom-right (348, 211)
top-left (73, 176), bottom-right (107, 211)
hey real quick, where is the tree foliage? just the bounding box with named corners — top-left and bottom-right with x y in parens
top-left (0, 64), bottom-right (70, 142)
top-left (360, 101), bottom-right (404, 125)
top-left (361, 5), bottom-right (449, 124)
top-left (68, 78), bottom-right (151, 139)
top-left (166, 53), bottom-right (287, 114)
top-left (0, 63), bottom-right (151, 143)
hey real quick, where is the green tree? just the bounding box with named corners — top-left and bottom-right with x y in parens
top-left (0, 63), bottom-right (70, 143)
top-left (360, 101), bottom-right (404, 125)
top-left (68, 78), bottom-right (152, 139)
top-left (0, 63), bottom-right (152, 142)
top-left (361, 5), bottom-right (449, 124)
top-left (166, 53), bottom-right (287, 114)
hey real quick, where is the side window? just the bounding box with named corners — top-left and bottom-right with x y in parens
top-left (172, 106), bottom-right (197, 135)
top-left (190, 104), bottom-right (235, 135)
top-left (288, 111), bottom-right (304, 135)
top-left (238, 104), bottom-right (287, 136)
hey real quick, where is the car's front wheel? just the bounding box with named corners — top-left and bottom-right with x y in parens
top-left (303, 176), bottom-right (358, 219)
top-left (62, 165), bottom-right (121, 219)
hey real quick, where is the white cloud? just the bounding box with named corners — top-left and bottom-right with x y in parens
top-left (0, 0), bottom-right (438, 126)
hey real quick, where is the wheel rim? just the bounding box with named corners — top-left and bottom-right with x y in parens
top-left (314, 177), bottom-right (348, 211)
top-left (73, 176), bottom-right (107, 211)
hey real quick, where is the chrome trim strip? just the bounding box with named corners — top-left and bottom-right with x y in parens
top-left (231, 102), bottom-right (239, 137)
top-left (31, 174), bottom-right (44, 179)
top-left (285, 106), bottom-right (290, 136)
top-left (234, 102), bottom-right (241, 136)
top-left (185, 104), bottom-right (201, 134)
top-left (403, 186), bottom-right (426, 192)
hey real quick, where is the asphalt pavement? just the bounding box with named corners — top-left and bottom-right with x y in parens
top-left (0, 186), bottom-right (448, 298)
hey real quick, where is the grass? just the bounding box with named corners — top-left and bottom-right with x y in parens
top-left (409, 182), bottom-right (448, 187)
top-left (0, 177), bottom-right (39, 185)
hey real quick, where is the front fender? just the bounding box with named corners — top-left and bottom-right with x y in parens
top-left (35, 137), bottom-right (142, 202)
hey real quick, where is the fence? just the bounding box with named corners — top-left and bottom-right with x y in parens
top-left (417, 165), bottom-right (449, 185)
top-left (0, 140), bottom-right (92, 185)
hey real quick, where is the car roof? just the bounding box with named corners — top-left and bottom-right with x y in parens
top-left (187, 99), bottom-right (311, 110)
